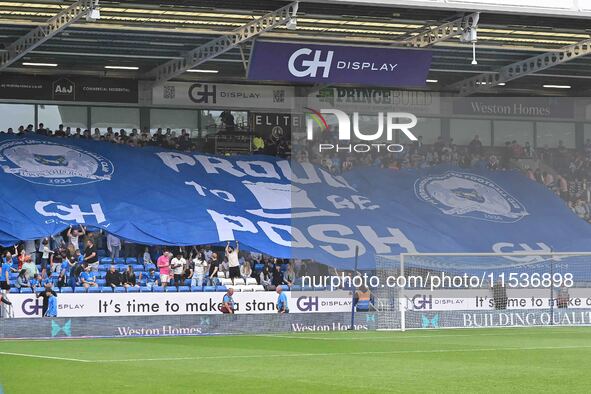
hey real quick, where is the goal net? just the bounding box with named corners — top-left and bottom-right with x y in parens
top-left (375, 252), bottom-right (591, 331)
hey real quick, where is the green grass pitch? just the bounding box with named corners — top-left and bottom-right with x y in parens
top-left (1, 327), bottom-right (590, 393)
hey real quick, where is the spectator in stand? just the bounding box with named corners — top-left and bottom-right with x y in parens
top-left (22, 255), bottom-right (38, 279)
top-left (170, 252), bottom-right (186, 287)
top-left (259, 266), bottom-right (272, 290)
top-left (468, 135), bottom-right (483, 156)
top-left (144, 268), bottom-right (160, 290)
top-left (39, 238), bottom-right (53, 278)
top-left (220, 288), bottom-right (235, 314)
top-left (105, 264), bottom-right (122, 289)
top-left (240, 261), bottom-right (252, 282)
top-left (283, 263), bottom-right (296, 288)
top-left (67, 225), bottom-right (85, 251)
top-left (487, 155), bottom-right (499, 170)
top-left (15, 269), bottom-right (30, 290)
top-left (106, 233), bottom-right (121, 259)
top-left (80, 265), bottom-right (98, 289)
top-left (122, 265), bottom-right (138, 288)
top-left (208, 252), bottom-right (219, 286)
top-left (84, 239), bottom-right (99, 272)
top-left (272, 264), bottom-right (284, 289)
top-left (143, 247), bottom-right (153, 267)
top-left (191, 252), bottom-right (207, 287)
top-left (226, 241), bottom-right (240, 285)
top-left (276, 286), bottom-right (289, 314)
top-left (0, 255), bottom-right (11, 294)
top-left (157, 251), bottom-right (171, 288)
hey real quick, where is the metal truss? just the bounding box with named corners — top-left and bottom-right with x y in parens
top-left (0, 0), bottom-right (97, 71)
top-left (451, 37), bottom-right (591, 96)
top-left (147, 1), bottom-right (299, 85)
top-left (399, 12), bottom-right (479, 48)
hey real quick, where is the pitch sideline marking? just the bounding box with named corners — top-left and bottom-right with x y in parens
top-left (91, 344), bottom-right (591, 363)
top-left (0, 351), bottom-right (91, 363)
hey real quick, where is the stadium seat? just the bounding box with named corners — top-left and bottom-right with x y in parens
top-left (51, 272), bottom-right (59, 279)
top-left (100, 257), bottom-right (112, 265)
top-left (291, 285), bottom-right (302, 291)
top-left (245, 278), bottom-right (258, 285)
top-left (165, 286), bottom-right (178, 292)
top-left (127, 286), bottom-right (139, 293)
top-left (132, 264), bottom-right (143, 272)
top-left (233, 278), bottom-right (246, 285)
top-left (9, 273), bottom-right (18, 280)
top-left (235, 285), bottom-right (250, 292)
top-left (74, 287), bottom-right (87, 293)
top-left (203, 286), bottom-right (216, 292)
top-left (216, 285), bottom-right (228, 292)
top-left (98, 265), bottom-right (109, 272)
top-left (20, 288), bottom-right (32, 294)
top-left (152, 286), bottom-right (164, 292)
top-left (126, 257), bottom-right (138, 264)
top-left (183, 279), bottom-right (192, 287)
top-left (114, 258), bottom-right (126, 264)
top-left (178, 286), bottom-right (190, 292)
top-left (100, 286), bottom-right (113, 293)
top-left (60, 287), bottom-right (73, 293)
top-left (96, 279), bottom-right (106, 286)
top-left (251, 285), bottom-right (265, 291)
top-left (190, 286), bottom-right (203, 292)
top-left (302, 286), bottom-right (314, 292)
top-left (217, 272), bottom-right (227, 278)
top-left (116, 264), bottom-right (127, 272)
top-left (145, 263), bottom-right (156, 271)
top-left (113, 287), bottom-right (126, 293)
top-left (10, 288), bottom-right (19, 293)
top-left (219, 278), bottom-right (233, 286)
top-left (97, 250), bottom-right (107, 258)
top-left (278, 285), bottom-right (289, 291)
top-left (254, 263), bottom-right (264, 271)
top-left (88, 287), bottom-right (101, 293)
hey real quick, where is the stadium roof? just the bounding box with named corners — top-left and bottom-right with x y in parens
top-left (1, 0), bottom-right (591, 95)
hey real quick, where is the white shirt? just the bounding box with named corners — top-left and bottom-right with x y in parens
top-left (193, 258), bottom-right (207, 275)
top-left (227, 250), bottom-right (239, 268)
top-left (41, 245), bottom-right (52, 259)
top-left (170, 257), bottom-right (185, 275)
top-left (69, 235), bottom-right (79, 248)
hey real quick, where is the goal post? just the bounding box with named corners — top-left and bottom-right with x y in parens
top-left (375, 252), bottom-right (591, 331)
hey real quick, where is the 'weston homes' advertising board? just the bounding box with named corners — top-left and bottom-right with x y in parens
top-left (248, 40), bottom-right (432, 87)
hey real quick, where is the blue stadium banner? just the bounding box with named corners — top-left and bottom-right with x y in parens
top-left (1, 135), bottom-right (591, 268)
top-left (247, 40), bottom-right (432, 87)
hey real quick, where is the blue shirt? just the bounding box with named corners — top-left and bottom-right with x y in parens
top-left (223, 294), bottom-right (234, 310)
top-left (80, 272), bottom-right (95, 283)
top-left (146, 272), bottom-right (159, 284)
top-left (277, 292), bottom-right (288, 311)
top-left (0, 262), bottom-right (10, 280)
top-left (46, 295), bottom-right (57, 317)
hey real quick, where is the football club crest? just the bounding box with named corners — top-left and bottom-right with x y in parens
top-left (0, 139), bottom-right (114, 186)
top-left (415, 171), bottom-right (528, 223)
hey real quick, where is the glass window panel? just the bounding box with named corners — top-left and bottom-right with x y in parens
top-left (38, 105), bottom-right (87, 130)
top-left (91, 107), bottom-right (140, 134)
top-left (0, 103), bottom-right (34, 133)
top-left (536, 122), bottom-right (575, 149)
top-left (450, 119), bottom-right (491, 146)
top-left (411, 117), bottom-right (441, 144)
top-left (493, 120), bottom-right (534, 147)
top-left (200, 110), bottom-right (248, 136)
top-left (150, 108), bottom-right (198, 136)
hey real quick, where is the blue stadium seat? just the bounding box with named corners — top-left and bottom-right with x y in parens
top-left (132, 264), bottom-right (143, 272)
top-left (88, 287), bottom-right (101, 293)
top-left (152, 286), bottom-right (164, 292)
top-left (74, 287), bottom-right (86, 293)
top-left (279, 285), bottom-right (290, 291)
top-left (98, 265), bottom-right (109, 272)
top-left (51, 272), bottom-right (59, 279)
top-left (216, 285), bottom-right (228, 292)
top-left (145, 263), bottom-right (156, 271)
top-left (9, 273), bottom-right (18, 280)
top-left (183, 279), bottom-right (192, 287)
top-left (114, 258), bottom-right (125, 264)
top-left (127, 287), bottom-right (139, 293)
top-left (20, 287), bottom-right (32, 294)
top-left (11, 288), bottom-right (19, 293)
top-left (291, 285), bottom-right (302, 291)
top-left (100, 286), bottom-right (113, 293)
top-left (116, 264), bottom-right (127, 272)
top-left (178, 286), bottom-right (190, 292)
top-left (100, 257), bottom-right (112, 265)
top-left (113, 287), bottom-right (126, 293)
top-left (96, 279), bottom-right (106, 286)
top-left (203, 286), bottom-right (216, 292)
top-left (190, 286), bottom-right (203, 292)
top-left (60, 287), bottom-right (73, 293)
top-left (140, 286), bottom-right (152, 292)
top-left (254, 263), bottom-right (264, 271)
top-left (165, 286), bottom-right (178, 292)
top-left (97, 249), bottom-right (107, 258)
top-left (302, 286), bottom-right (314, 292)
top-left (126, 257), bottom-right (138, 265)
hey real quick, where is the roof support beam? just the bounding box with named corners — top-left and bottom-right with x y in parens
top-left (146, 1), bottom-right (299, 85)
top-left (451, 37), bottom-right (591, 95)
top-left (399, 12), bottom-right (479, 48)
top-left (0, 0), bottom-right (97, 71)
